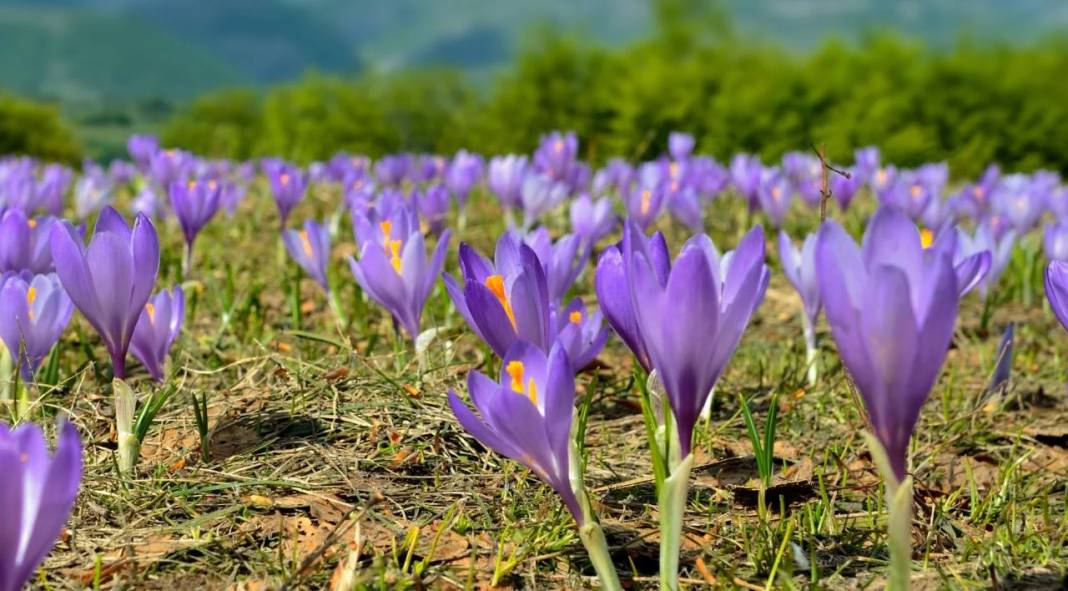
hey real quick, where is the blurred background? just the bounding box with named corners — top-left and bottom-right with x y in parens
top-left (2, 0), bottom-right (1068, 175)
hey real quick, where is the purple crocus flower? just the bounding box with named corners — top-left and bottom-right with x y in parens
top-left (1045, 261), bottom-right (1068, 333)
top-left (779, 231), bottom-right (821, 325)
top-left (523, 228), bottom-right (590, 307)
top-left (594, 225), bottom-right (670, 373)
top-left (130, 286), bottom-right (184, 382)
top-left (487, 155), bottom-right (529, 213)
top-left (520, 174), bottom-right (568, 230)
top-left (626, 224), bottom-right (769, 456)
top-left (148, 149), bottom-right (193, 191)
top-left (853, 146), bottom-right (880, 184)
top-left (0, 274), bottom-right (74, 382)
top-left (445, 150), bottom-right (484, 208)
top-left (592, 158), bottom-right (634, 196)
top-left (552, 298), bottom-right (609, 370)
top-left (0, 420), bottom-right (82, 591)
top-left (569, 194), bottom-right (616, 246)
top-left (757, 168), bottom-right (793, 227)
top-left (414, 184), bottom-right (451, 236)
top-left (831, 167), bottom-right (862, 211)
top-left (781, 152), bottom-right (822, 206)
top-left (817, 207), bottom-right (959, 480)
top-left (374, 155), bottom-right (412, 187)
top-left (993, 174), bottom-right (1046, 234)
top-left (73, 165), bottom-right (114, 220)
top-left (623, 182), bottom-right (667, 230)
top-left (35, 165), bottom-right (71, 216)
top-left (533, 131), bottom-right (579, 185)
top-left (1045, 222), bottom-right (1068, 262)
top-left (127, 134), bottom-right (159, 170)
top-left (667, 187), bottom-right (704, 233)
top-left (448, 340), bottom-right (582, 521)
top-left (668, 132), bottom-right (695, 162)
top-left (348, 222), bottom-right (450, 341)
top-left (958, 223), bottom-right (1016, 300)
top-left (50, 207), bottom-right (160, 379)
top-left (443, 235), bottom-right (552, 357)
top-left (927, 228), bottom-right (991, 298)
top-left (729, 154), bottom-right (763, 210)
top-left (264, 162), bottom-right (307, 230)
top-left (282, 219), bottom-right (331, 292)
top-left (169, 178), bottom-right (222, 252)
top-left (0, 210), bottom-right (55, 274)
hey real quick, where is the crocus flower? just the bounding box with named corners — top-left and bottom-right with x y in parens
top-left (779, 231), bottom-right (821, 383)
top-left (169, 178), bottom-right (222, 258)
top-left (283, 219), bottom-right (331, 292)
top-left (523, 228), bottom-right (590, 306)
top-left (127, 134), bottom-right (159, 170)
top-left (73, 165), bottom-right (114, 220)
top-left (0, 274), bottom-right (74, 382)
top-left (570, 194), bottom-right (616, 246)
top-left (0, 210), bottom-right (55, 274)
top-left (1045, 222), bottom-right (1068, 261)
top-left (927, 228), bottom-right (991, 298)
top-left (958, 223), bottom-right (1016, 300)
top-left (831, 167), bottom-right (861, 211)
top-left (148, 148), bottom-right (193, 190)
top-left (594, 225), bottom-right (670, 373)
top-left (50, 207), bottom-right (160, 379)
top-left (781, 152), bottom-right (822, 206)
top-left (626, 224), bottom-right (769, 457)
top-left (623, 182), bottom-right (666, 230)
top-left (668, 132), bottom-right (695, 162)
top-left (487, 155), bottom-right (529, 213)
top-left (35, 165), bottom-right (70, 216)
top-left (130, 286), bottom-right (184, 382)
top-left (533, 131), bottom-right (579, 184)
top-left (591, 158), bottom-right (633, 196)
top-left (817, 207), bottom-right (959, 481)
top-left (1045, 261), bottom-right (1068, 333)
top-left (265, 162), bottom-right (307, 230)
top-left (348, 221), bottom-right (450, 341)
top-left (552, 298), bottom-right (609, 370)
top-left (0, 420), bottom-right (82, 591)
top-left (443, 235), bottom-right (552, 356)
top-left (520, 174), bottom-right (568, 230)
top-left (993, 174), bottom-right (1047, 234)
top-left (853, 146), bottom-right (881, 184)
top-left (374, 155), bottom-right (412, 187)
top-left (667, 187), bottom-right (704, 233)
top-left (414, 184), bottom-right (450, 236)
top-left (448, 340), bottom-right (582, 520)
top-left (757, 168), bottom-right (793, 227)
top-left (729, 154), bottom-right (763, 210)
top-left (445, 150), bottom-right (484, 208)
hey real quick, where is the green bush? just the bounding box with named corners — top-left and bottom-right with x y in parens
top-left (0, 93), bottom-right (82, 164)
top-left (155, 22), bottom-right (1068, 177)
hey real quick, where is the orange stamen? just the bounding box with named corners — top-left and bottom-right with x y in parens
top-left (485, 274), bottom-right (517, 330)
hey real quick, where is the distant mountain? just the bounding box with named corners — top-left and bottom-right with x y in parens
top-left (1, 0), bottom-right (1067, 102)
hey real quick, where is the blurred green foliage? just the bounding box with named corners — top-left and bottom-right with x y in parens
top-left (0, 93), bottom-right (82, 165)
top-left (157, 29), bottom-right (1068, 178)
top-left (8, 3), bottom-right (1068, 178)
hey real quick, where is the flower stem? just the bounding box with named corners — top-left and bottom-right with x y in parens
top-left (0, 345), bottom-right (11, 403)
top-left (114, 378), bottom-right (139, 475)
top-left (803, 313), bottom-right (818, 386)
top-left (182, 241), bottom-right (193, 279)
top-left (578, 521), bottom-right (623, 591)
top-left (864, 432), bottom-right (913, 590)
top-left (658, 452), bottom-right (694, 591)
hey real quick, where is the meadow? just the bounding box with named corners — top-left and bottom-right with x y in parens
top-left (1, 134), bottom-right (1067, 590)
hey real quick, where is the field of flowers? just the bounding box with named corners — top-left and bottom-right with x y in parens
top-left (1, 131), bottom-right (1067, 590)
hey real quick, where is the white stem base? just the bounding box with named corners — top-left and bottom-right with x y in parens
top-left (658, 453), bottom-right (695, 591)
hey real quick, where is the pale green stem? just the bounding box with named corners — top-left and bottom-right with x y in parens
top-left (658, 453), bottom-right (694, 591)
top-left (699, 384), bottom-right (716, 421)
top-left (0, 344), bottom-right (12, 403)
top-left (114, 379), bottom-right (139, 475)
top-left (327, 290), bottom-right (347, 328)
top-left (864, 432), bottom-right (913, 591)
top-left (567, 409), bottom-right (623, 590)
top-left (579, 521), bottom-right (623, 591)
top-left (803, 313), bottom-right (818, 386)
top-left (182, 242), bottom-right (193, 279)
